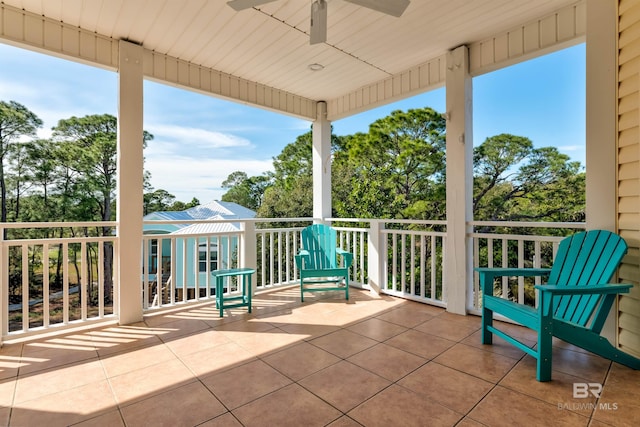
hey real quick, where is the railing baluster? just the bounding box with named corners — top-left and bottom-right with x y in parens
top-left (43, 243), bottom-right (50, 327)
top-left (81, 241), bottom-right (88, 321)
top-left (63, 242), bottom-right (69, 325)
top-left (21, 243), bottom-right (29, 332)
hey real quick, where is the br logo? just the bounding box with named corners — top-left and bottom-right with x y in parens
top-left (573, 383), bottom-right (602, 398)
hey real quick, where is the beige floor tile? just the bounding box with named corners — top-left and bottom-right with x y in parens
top-left (120, 381), bottom-right (227, 427)
top-left (233, 327), bottom-right (305, 356)
top-left (0, 407), bottom-right (9, 427)
top-left (233, 383), bottom-right (342, 427)
top-left (348, 342), bottom-right (426, 381)
top-left (497, 321), bottom-right (539, 342)
top-left (262, 341), bottom-right (340, 381)
top-left (21, 335), bottom-right (97, 354)
top-left (468, 386), bottom-right (589, 427)
top-left (326, 415), bottom-right (363, 427)
top-left (198, 412), bottom-right (244, 426)
top-left (71, 410), bottom-right (125, 426)
top-left (179, 341), bottom-right (256, 377)
top-left (299, 360), bottom-right (391, 413)
top-left (385, 328), bottom-right (456, 359)
top-left (588, 420), bottom-right (618, 427)
top-left (0, 360), bottom-right (19, 381)
top-left (346, 317), bottom-right (407, 342)
top-left (455, 418), bottom-right (487, 427)
top-left (154, 318), bottom-right (212, 341)
top-left (14, 359), bottom-right (106, 403)
top-left (309, 329), bottom-right (378, 359)
top-left (399, 362), bottom-right (493, 414)
top-left (551, 346), bottom-right (611, 384)
top-left (500, 356), bottom-right (597, 417)
top-left (461, 329), bottom-right (533, 359)
top-left (414, 316), bottom-right (480, 342)
top-left (0, 378), bottom-right (16, 407)
top-left (201, 359), bottom-right (292, 409)
top-left (591, 364), bottom-right (640, 427)
top-left (163, 329), bottom-right (231, 358)
top-left (100, 342), bottom-right (176, 377)
top-left (277, 320), bottom-right (341, 339)
top-left (92, 329), bottom-right (165, 358)
top-left (374, 303), bottom-right (442, 328)
top-left (0, 343), bottom-right (23, 356)
top-left (348, 384), bottom-right (462, 427)
top-left (434, 343), bottom-right (519, 383)
top-left (3, 293), bottom-right (635, 427)
top-left (213, 318), bottom-right (276, 336)
top-left (108, 358), bottom-right (196, 405)
top-left (10, 380), bottom-right (117, 427)
top-left (17, 345), bottom-right (98, 376)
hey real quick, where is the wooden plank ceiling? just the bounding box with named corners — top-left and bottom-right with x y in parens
top-left (2, 0), bottom-right (580, 117)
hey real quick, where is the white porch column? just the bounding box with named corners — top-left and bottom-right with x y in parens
top-left (117, 40), bottom-right (144, 324)
top-left (586, 0), bottom-right (617, 340)
top-left (586, 0), bottom-right (616, 231)
top-left (444, 45), bottom-right (473, 315)
top-left (240, 220), bottom-right (257, 295)
top-left (367, 219), bottom-right (385, 296)
top-left (312, 101), bottom-right (332, 223)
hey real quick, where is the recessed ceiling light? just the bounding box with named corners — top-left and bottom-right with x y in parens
top-left (308, 63), bottom-right (324, 71)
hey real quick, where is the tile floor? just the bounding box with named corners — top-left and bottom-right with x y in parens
top-left (0, 287), bottom-right (638, 426)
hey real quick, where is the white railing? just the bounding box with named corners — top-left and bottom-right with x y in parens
top-left (1, 222), bottom-right (118, 340)
top-left (469, 221), bottom-right (587, 313)
top-left (141, 229), bottom-right (242, 310)
top-left (380, 220), bottom-right (447, 306)
top-left (1, 218), bottom-right (587, 340)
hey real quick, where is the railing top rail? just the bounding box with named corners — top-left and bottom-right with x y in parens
top-left (470, 221), bottom-right (586, 229)
top-left (142, 231), bottom-right (241, 239)
top-left (0, 221), bottom-right (117, 229)
top-left (383, 229), bottom-right (447, 237)
top-left (2, 235), bottom-right (117, 245)
top-left (326, 218), bottom-right (447, 226)
top-left (471, 232), bottom-right (566, 242)
top-left (144, 217), bottom-right (314, 226)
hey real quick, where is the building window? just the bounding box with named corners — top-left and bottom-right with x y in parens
top-left (198, 242), bottom-right (218, 272)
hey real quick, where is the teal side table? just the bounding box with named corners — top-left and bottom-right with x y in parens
top-left (212, 267), bottom-right (256, 317)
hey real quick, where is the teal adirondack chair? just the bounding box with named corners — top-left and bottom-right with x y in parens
top-left (476, 230), bottom-right (640, 381)
top-left (295, 224), bottom-right (353, 302)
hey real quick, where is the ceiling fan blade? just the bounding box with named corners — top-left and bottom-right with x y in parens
top-left (310, 0), bottom-right (327, 45)
top-left (343, 0), bottom-right (410, 17)
top-left (227, 0), bottom-right (278, 11)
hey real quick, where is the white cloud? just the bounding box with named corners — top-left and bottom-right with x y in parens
top-left (558, 145), bottom-right (582, 152)
top-left (146, 124), bottom-right (252, 150)
top-left (145, 156), bottom-right (272, 203)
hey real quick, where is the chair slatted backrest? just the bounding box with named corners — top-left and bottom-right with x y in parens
top-left (301, 224), bottom-right (338, 270)
top-left (547, 230), bottom-right (627, 326)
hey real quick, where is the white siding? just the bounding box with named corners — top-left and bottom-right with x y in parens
top-left (618, 0), bottom-right (640, 357)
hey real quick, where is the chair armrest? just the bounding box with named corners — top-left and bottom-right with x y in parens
top-left (295, 250), bottom-right (310, 269)
top-left (535, 283), bottom-right (633, 295)
top-left (336, 248), bottom-right (353, 268)
top-left (476, 267), bottom-right (552, 295)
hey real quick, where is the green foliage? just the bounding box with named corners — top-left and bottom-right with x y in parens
top-left (221, 171), bottom-right (270, 210)
top-left (221, 107), bottom-right (584, 225)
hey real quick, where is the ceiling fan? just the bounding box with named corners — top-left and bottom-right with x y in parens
top-left (227, 0), bottom-right (410, 45)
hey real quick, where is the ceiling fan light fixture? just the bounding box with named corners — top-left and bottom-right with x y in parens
top-left (308, 63), bottom-right (325, 71)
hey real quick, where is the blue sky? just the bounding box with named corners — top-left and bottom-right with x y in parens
top-left (0, 42), bottom-right (585, 203)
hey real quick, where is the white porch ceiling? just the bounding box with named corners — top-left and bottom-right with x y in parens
top-left (0, 0), bottom-right (583, 120)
